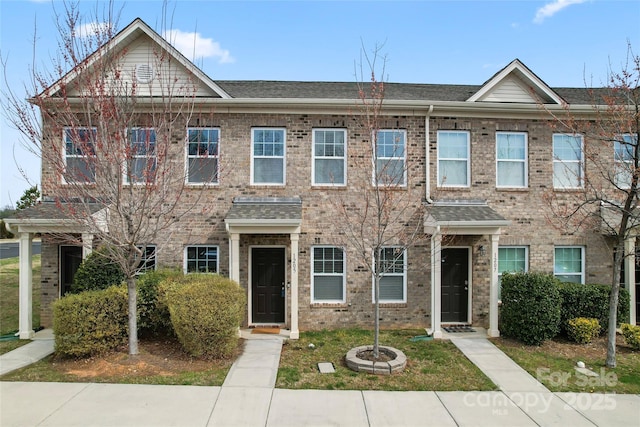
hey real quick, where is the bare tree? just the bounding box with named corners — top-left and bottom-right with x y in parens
top-left (543, 44), bottom-right (639, 367)
top-left (2, 2), bottom-right (216, 355)
top-left (331, 45), bottom-right (425, 359)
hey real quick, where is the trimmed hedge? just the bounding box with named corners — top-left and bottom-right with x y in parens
top-left (557, 282), bottom-right (630, 334)
top-left (167, 274), bottom-right (246, 359)
top-left (136, 269), bottom-right (183, 336)
top-left (499, 272), bottom-right (561, 345)
top-left (621, 324), bottom-right (640, 350)
top-left (72, 247), bottom-right (125, 293)
top-left (53, 285), bottom-right (128, 357)
top-left (566, 317), bottom-right (600, 344)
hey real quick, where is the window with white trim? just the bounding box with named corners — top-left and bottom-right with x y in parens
top-left (252, 128), bottom-right (285, 184)
top-left (184, 245), bottom-right (219, 273)
top-left (438, 131), bottom-right (470, 187)
top-left (312, 246), bottom-right (345, 302)
top-left (614, 134), bottom-right (638, 189)
top-left (313, 129), bottom-right (346, 185)
top-left (553, 134), bottom-right (583, 189)
top-left (136, 245), bottom-right (157, 274)
top-left (498, 246), bottom-right (528, 299)
top-left (375, 247), bottom-right (406, 303)
top-left (496, 132), bottom-right (527, 188)
top-left (554, 246), bottom-right (584, 284)
top-left (126, 128), bottom-right (157, 184)
top-left (64, 127), bottom-right (96, 183)
top-left (187, 128), bottom-right (219, 184)
top-left (375, 130), bottom-right (406, 186)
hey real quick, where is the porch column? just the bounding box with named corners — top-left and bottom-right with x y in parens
top-left (488, 233), bottom-right (500, 337)
top-left (289, 233), bottom-right (300, 339)
top-left (229, 233), bottom-right (240, 283)
top-left (81, 233), bottom-right (94, 258)
top-left (625, 237), bottom-right (636, 326)
top-left (18, 232), bottom-right (34, 339)
top-left (431, 231), bottom-right (443, 339)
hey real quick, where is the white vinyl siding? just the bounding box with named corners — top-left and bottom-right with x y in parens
top-left (63, 127), bottom-right (97, 183)
top-left (496, 132), bottom-right (527, 188)
top-left (184, 245), bottom-right (219, 273)
top-left (554, 246), bottom-right (585, 284)
top-left (252, 128), bottom-right (286, 185)
top-left (312, 246), bottom-right (345, 303)
top-left (313, 129), bottom-right (346, 185)
top-left (375, 130), bottom-right (406, 186)
top-left (374, 247), bottom-right (406, 303)
top-left (553, 134), bottom-right (583, 189)
top-left (438, 131), bottom-right (470, 187)
top-left (187, 128), bottom-right (219, 184)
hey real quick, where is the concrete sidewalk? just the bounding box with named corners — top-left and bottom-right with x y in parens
top-left (0, 329), bottom-right (54, 376)
top-left (1, 329), bottom-right (639, 426)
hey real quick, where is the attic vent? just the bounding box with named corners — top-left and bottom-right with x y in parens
top-left (135, 64), bottom-right (154, 84)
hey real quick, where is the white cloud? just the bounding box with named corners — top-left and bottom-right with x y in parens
top-left (163, 29), bottom-right (235, 64)
top-left (75, 21), bottom-right (113, 39)
top-left (534, 0), bottom-right (587, 24)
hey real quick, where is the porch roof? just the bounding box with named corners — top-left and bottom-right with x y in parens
top-left (3, 202), bottom-right (103, 234)
top-left (424, 200), bottom-right (510, 235)
top-left (225, 197), bottom-right (302, 234)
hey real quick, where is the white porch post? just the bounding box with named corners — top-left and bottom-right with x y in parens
top-left (229, 233), bottom-right (240, 283)
top-left (18, 232), bottom-right (34, 339)
top-left (488, 233), bottom-right (500, 337)
top-left (289, 233), bottom-right (300, 339)
top-left (431, 231), bottom-right (443, 339)
top-left (81, 233), bottom-right (93, 258)
top-left (625, 237), bottom-right (636, 326)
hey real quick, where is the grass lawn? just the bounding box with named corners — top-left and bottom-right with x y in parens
top-left (0, 255), bottom-right (41, 336)
top-left (493, 335), bottom-right (640, 394)
top-left (276, 329), bottom-right (497, 391)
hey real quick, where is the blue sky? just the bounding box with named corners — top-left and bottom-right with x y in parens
top-left (1, 0), bottom-right (639, 208)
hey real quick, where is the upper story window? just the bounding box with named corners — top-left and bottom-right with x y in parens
top-left (375, 130), bottom-right (406, 186)
top-left (553, 134), bottom-right (583, 189)
top-left (374, 246), bottom-right (406, 303)
top-left (126, 128), bottom-right (157, 184)
top-left (614, 134), bottom-right (638, 189)
top-left (312, 246), bottom-right (345, 303)
top-left (252, 128), bottom-right (285, 185)
top-left (313, 129), bottom-right (346, 185)
top-left (184, 245), bottom-right (219, 274)
top-left (64, 127), bottom-right (96, 183)
top-left (437, 131), bottom-right (470, 187)
top-left (554, 246), bottom-right (584, 284)
top-left (187, 128), bottom-right (219, 184)
top-left (496, 132), bottom-right (528, 188)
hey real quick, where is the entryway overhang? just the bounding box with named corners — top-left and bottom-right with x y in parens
top-left (424, 200), bottom-right (510, 339)
top-left (224, 197), bottom-right (302, 339)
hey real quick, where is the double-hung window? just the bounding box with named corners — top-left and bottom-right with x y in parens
top-left (375, 130), bottom-right (406, 186)
top-left (554, 246), bottom-right (584, 284)
top-left (313, 129), bottom-right (346, 185)
top-left (438, 131), bottom-right (470, 187)
top-left (553, 134), bottom-right (583, 189)
top-left (187, 128), bottom-right (219, 184)
top-left (312, 246), bottom-right (345, 303)
top-left (184, 245), bottom-right (219, 273)
top-left (496, 132), bottom-right (527, 188)
top-left (136, 245), bottom-right (157, 274)
top-left (252, 128), bottom-right (285, 185)
top-left (498, 246), bottom-right (528, 298)
top-left (64, 127), bottom-right (97, 183)
top-left (614, 134), bottom-right (638, 189)
top-left (127, 128), bottom-right (157, 184)
top-left (375, 247), bottom-right (406, 303)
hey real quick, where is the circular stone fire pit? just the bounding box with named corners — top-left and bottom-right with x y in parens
top-left (345, 345), bottom-right (407, 375)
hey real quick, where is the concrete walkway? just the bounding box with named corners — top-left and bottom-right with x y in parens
top-left (0, 329), bottom-right (54, 376)
top-left (1, 329), bottom-right (639, 426)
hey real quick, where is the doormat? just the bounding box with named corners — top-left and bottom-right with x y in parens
top-left (443, 325), bottom-right (475, 333)
top-left (251, 328), bottom-right (281, 334)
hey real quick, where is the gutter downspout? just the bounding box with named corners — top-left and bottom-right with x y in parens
top-left (425, 105), bottom-right (434, 203)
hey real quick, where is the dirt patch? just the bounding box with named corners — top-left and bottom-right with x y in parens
top-left (497, 334), bottom-right (635, 360)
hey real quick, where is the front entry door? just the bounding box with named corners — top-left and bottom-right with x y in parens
top-left (441, 248), bottom-right (469, 323)
top-left (60, 246), bottom-right (83, 296)
top-left (252, 248), bottom-right (285, 323)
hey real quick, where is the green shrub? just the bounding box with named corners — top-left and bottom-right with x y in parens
top-left (566, 317), bottom-right (600, 344)
top-left (167, 274), bottom-right (246, 358)
top-left (558, 283), bottom-right (630, 334)
top-left (53, 285), bottom-right (128, 357)
top-left (72, 247), bottom-right (125, 293)
top-left (499, 272), bottom-right (561, 345)
top-left (136, 269), bottom-right (183, 336)
top-left (621, 324), bottom-right (640, 350)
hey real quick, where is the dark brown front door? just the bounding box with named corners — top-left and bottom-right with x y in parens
top-left (441, 248), bottom-right (469, 323)
top-left (252, 247), bottom-right (285, 323)
top-left (60, 246), bottom-right (83, 296)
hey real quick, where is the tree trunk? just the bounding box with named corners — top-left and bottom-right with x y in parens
top-left (374, 272), bottom-right (380, 359)
top-left (607, 244), bottom-right (624, 368)
top-left (127, 276), bottom-right (139, 356)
